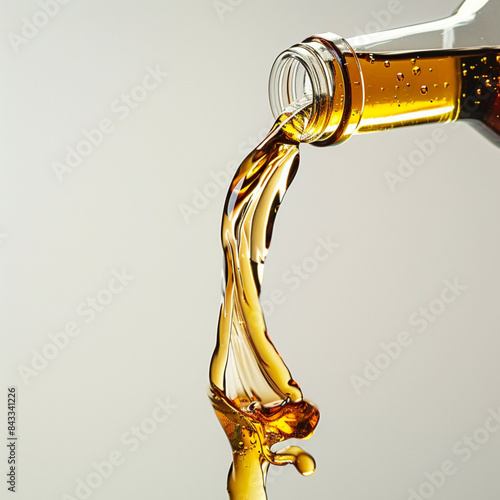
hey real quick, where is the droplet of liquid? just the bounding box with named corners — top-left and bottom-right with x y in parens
top-left (381, 87), bottom-right (385, 91)
top-left (406, 83), bottom-right (410, 87)
top-left (477, 88), bottom-right (482, 95)
top-left (384, 60), bottom-right (390, 68)
top-left (412, 66), bottom-right (421, 76)
top-left (295, 453), bottom-right (316, 477)
top-left (397, 72), bottom-right (404, 81)
top-left (420, 86), bottom-right (428, 95)
top-left (463, 69), bottom-right (468, 76)
top-left (411, 58), bottom-right (416, 64)
top-left (369, 54), bottom-right (375, 64)
top-left (444, 82), bottom-right (450, 88)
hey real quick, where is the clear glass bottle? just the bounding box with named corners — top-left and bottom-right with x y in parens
top-left (268, 0), bottom-right (500, 146)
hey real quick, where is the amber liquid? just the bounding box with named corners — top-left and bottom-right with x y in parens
top-left (209, 48), bottom-right (499, 500)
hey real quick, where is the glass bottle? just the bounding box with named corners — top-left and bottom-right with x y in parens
top-left (268, 0), bottom-right (500, 146)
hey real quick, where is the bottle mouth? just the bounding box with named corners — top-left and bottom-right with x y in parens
top-left (268, 50), bottom-right (314, 111)
top-left (268, 42), bottom-right (334, 143)
top-left (268, 35), bottom-right (364, 146)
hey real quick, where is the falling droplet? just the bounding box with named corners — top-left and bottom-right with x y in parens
top-left (412, 66), bottom-right (421, 76)
top-left (444, 82), bottom-right (450, 88)
top-left (384, 60), bottom-right (390, 68)
top-left (420, 86), bottom-right (428, 95)
top-left (411, 58), bottom-right (416, 64)
top-left (463, 69), bottom-right (468, 76)
top-left (397, 72), bottom-right (404, 82)
top-left (406, 82), bottom-right (410, 87)
top-left (429, 68), bottom-right (433, 72)
top-left (369, 54), bottom-right (375, 64)
top-left (477, 88), bottom-right (482, 95)
top-left (381, 87), bottom-right (385, 91)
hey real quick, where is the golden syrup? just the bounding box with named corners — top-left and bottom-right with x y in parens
top-left (209, 105), bottom-right (319, 499)
top-left (209, 48), bottom-right (499, 500)
top-left (355, 48), bottom-right (499, 138)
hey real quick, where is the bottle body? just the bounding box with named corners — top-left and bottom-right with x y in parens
top-left (346, 46), bottom-right (499, 139)
top-left (268, 0), bottom-right (500, 146)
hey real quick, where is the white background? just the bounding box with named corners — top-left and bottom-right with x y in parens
top-left (1, 0), bottom-right (500, 499)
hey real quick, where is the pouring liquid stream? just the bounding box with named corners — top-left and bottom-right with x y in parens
top-left (209, 47), bottom-right (500, 500)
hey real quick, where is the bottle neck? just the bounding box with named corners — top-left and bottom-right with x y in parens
top-left (268, 0), bottom-right (500, 146)
top-left (268, 34), bottom-right (364, 146)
